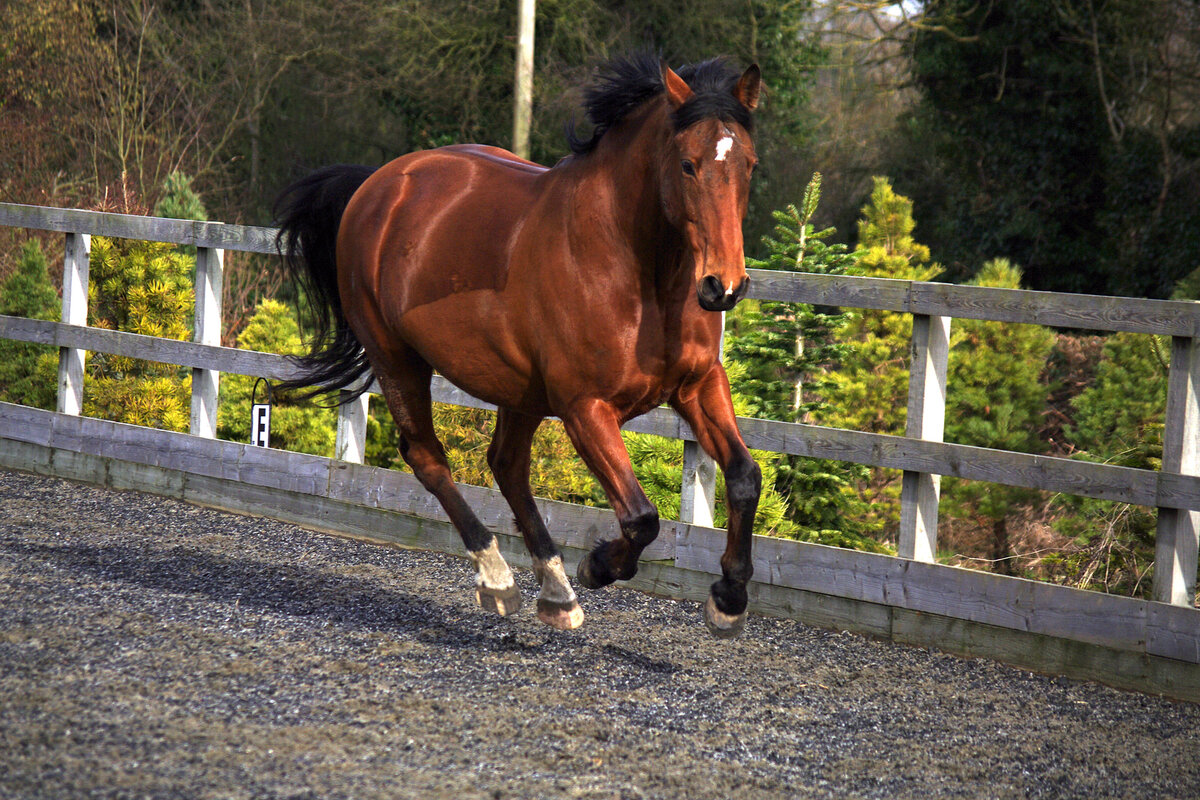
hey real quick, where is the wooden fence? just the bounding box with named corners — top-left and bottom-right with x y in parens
top-left (0, 201), bottom-right (1197, 701)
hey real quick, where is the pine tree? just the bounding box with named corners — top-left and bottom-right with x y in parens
top-left (154, 171), bottom-right (208, 222)
top-left (817, 177), bottom-right (943, 539)
top-left (729, 173), bottom-right (857, 421)
top-left (0, 241), bottom-right (60, 409)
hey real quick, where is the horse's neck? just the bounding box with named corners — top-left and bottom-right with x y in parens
top-left (582, 101), bottom-right (691, 297)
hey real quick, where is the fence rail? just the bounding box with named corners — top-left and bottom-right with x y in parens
top-left (1, 202), bottom-right (1198, 698)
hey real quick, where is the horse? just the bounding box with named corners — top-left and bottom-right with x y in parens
top-left (274, 52), bottom-right (763, 638)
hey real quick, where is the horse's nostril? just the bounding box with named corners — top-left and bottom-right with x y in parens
top-left (701, 275), bottom-right (724, 300)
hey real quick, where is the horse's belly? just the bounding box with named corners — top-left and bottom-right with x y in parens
top-left (397, 291), bottom-right (547, 413)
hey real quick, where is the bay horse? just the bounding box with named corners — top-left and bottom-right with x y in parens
top-left (274, 53), bottom-right (763, 637)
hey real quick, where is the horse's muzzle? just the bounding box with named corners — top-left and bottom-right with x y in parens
top-left (698, 274), bottom-right (751, 312)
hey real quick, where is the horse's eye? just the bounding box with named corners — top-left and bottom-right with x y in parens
top-left (681, 160), bottom-right (696, 177)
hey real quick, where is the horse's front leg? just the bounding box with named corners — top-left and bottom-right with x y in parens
top-left (560, 398), bottom-right (660, 590)
top-left (671, 364), bottom-right (762, 638)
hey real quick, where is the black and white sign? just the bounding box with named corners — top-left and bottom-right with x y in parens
top-left (250, 378), bottom-right (273, 448)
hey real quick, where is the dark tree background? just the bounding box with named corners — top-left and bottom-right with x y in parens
top-left (881, 0), bottom-right (1200, 297)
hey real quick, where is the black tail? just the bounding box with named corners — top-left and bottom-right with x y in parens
top-left (272, 164), bottom-right (377, 403)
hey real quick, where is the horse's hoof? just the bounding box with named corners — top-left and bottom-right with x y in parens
top-left (704, 595), bottom-right (746, 639)
top-left (476, 583), bottom-right (523, 616)
top-left (537, 598), bottom-right (585, 630)
top-left (576, 549), bottom-right (609, 590)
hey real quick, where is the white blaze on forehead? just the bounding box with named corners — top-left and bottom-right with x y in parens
top-left (714, 136), bottom-right (734, 162)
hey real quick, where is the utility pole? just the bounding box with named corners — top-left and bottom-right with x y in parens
top-left (512, 0), bottom-right (535, 160)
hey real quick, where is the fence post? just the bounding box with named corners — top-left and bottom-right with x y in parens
top-left (898, 313), bottom-right (950, 562)
top-left (190, 247), bottom-right (223, 438)
top-left (679, 313), bottom-right (724, 527)
top-left (680, 439), bottom-right (718, 527)
top-left (336, 389), bottom-right (370, 464)
top-left (56, 232), bottom-right (91, 416)
top-left (1153, 335), bottom-right (1200, 606)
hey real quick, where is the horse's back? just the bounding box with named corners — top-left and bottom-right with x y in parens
top-left (339, 145), bottom-right (547, 314)
top-left (335, 144), bottom-right (557, 409)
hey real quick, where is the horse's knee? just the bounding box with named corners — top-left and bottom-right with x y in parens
top-left (726, 454), bottom-right (761, 510)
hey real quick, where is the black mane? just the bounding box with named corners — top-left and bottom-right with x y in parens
top-left (566, 52), bottom-right (754, 156)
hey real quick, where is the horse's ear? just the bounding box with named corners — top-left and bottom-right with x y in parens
top-left (734, 63), bottom-right (761, 111)
top-left (662, 61), bottom-right (694, 109)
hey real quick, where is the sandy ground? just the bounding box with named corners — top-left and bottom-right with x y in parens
top-left (0, 467), bottom-right (1197, 800)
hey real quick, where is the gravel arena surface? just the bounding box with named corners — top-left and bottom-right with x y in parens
top-left (1, 469), bottom-right (1198, 799)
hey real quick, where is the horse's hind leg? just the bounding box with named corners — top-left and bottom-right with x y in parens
top-left (488, 409), bottom-right (583, 630)
top-left (376, 363), bottom-right (521, 616)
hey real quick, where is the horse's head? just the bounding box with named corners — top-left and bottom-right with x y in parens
top-left (660, 62), bottom-right (760, 312)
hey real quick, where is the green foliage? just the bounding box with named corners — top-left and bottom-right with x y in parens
top-left (0, 241), bottom-right (60, 409)
top-left (217, 299), bottom-right (336, 456)
top-left (946, 259), bottom-right (1055, 456)
top-left (82, 236), bottom-right (194, 431)
top-left (1171, 265), bottom-right (1200, 301)
top-left (822, 177), bottom-right (942, 433)
top-left (154, 171), bottom-right (208, 222)
top-left (1070, 332), bottom-right (1167, 471)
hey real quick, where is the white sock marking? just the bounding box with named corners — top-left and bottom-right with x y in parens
top-left (533, 555), bottom-right (577, 605)
top-left (468, 539), bottom-right (514, 591)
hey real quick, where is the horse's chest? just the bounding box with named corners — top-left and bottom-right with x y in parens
top-left (610, 332), bottom-right (716, 417)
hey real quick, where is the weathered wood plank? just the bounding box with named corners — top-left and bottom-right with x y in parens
top-left (47, 448), bottom-right (110, 486)
top-left (735, 416), bottom-right (1200, 511)
top-left (0, 317), bottom-right (300, 380)
top-left (890, 610), bottom-right (1200, 704)
top-left (1146, 601), bottom-right (1200, 663)
top-left (747, 268), bottom-right (1200, 337)
top-left (0, 403), bottom-right (54, 447)
top-left (0, 203), bottom-right (280, 255)
top-left (909, 282), bottom-right (1200, 337)
top-left (747, 270), bottom-right (914, 313)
